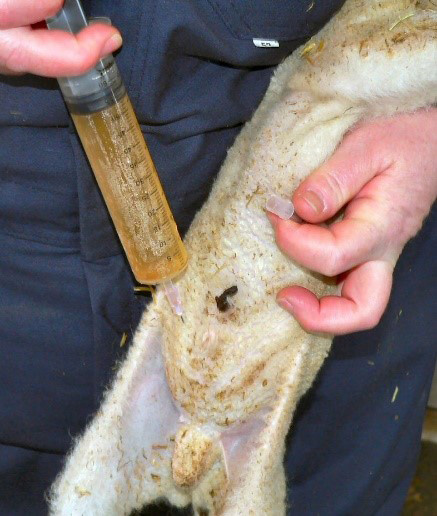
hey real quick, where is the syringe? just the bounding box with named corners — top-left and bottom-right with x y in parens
top-left (46, 0), bottom-right (188, 284)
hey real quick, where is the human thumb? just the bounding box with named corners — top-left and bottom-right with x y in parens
top-left (292, 126), bottom-right (383, 223)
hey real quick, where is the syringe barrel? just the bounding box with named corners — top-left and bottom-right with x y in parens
top-left (57, 57), bottom-right (126, 115)
top-left (46, 0), bottom-right (125, 114)
top-left (46, 0), bottom-right (188, 284)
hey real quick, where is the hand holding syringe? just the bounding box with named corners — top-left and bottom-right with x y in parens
top-left (0, 0), bottom-right (122, 77)
top-left (46, 0), bottom-right (188, 285)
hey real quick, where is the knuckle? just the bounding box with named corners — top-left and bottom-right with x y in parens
top-left (60, 45), bottom-right (96, 76)
top-left (299, 319), bottom-right (317, 333)
top-left (360, 309), bottom-right (383, 331)
top-left (74, 53), bottom-right (97, 75)
top-left (3, 40), bottom-right (25, 72)
top-left (73, 59), bottom-right (92, 76)
top-left (73, 38), bottom-right (102, 75)
top-left (320, 249), bottom-right (345, 277)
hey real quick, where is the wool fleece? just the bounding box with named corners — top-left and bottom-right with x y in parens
top-left (48, 1), bottom-right (437, 515)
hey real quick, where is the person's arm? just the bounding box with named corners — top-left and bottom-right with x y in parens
top-left (269, 107), bottom-right (437, 334)
top-left (0, 0), bottom-right (122, 76)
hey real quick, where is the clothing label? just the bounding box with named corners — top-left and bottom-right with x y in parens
top-left (252, 38), bottom-right (280, 48)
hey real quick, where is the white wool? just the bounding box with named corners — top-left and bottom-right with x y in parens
top-left (48, 1), bottom-right (437, 515)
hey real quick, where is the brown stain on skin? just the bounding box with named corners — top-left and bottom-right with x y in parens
top-left (213, 359), bottom-right (271, 408)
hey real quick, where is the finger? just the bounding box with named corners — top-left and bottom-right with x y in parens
top-left (277, 260), bottom-right (393, 334)
top-left (268, 206), bottom-right (385, 277)
top-left (0, 62), bottom-right (23, 74)
top-left (0, 24), bottom-right (122, 76)
top-left (292, 124), bottom-right (392, 223)
top-left (0, 0), bottom-right (63, 29)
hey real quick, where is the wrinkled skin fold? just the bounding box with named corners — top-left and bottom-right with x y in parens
top-left (48, 1), bottom-right (437, 515)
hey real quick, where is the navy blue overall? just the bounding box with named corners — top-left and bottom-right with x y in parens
top-left (0, 2), bottom-right (435, 515)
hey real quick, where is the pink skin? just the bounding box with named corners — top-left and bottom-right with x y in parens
top-left (269, 108), bottom-right (437, 335)
top-left (0, 0), bottom-right (122, 76)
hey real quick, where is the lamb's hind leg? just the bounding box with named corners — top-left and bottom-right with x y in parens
top-left (217, 343), bottom-right (313, 516)
top-left (184, 342), bottom-right (316, 516)
top-left (49, 317), bottom-right (190, 515)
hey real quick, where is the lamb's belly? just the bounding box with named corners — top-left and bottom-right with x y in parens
top-left (161, 209), bottom-right (312, 426)
top-left (164, 323), bottom-right (297, 426)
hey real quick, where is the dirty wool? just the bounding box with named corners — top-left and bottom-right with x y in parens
top-left (49, 1), bottom-right (437, 515)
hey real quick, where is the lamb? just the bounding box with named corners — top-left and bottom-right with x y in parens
top-left (48, 1), bottom-right (437, 514)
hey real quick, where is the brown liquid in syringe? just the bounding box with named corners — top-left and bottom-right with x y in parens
top-left (72, 94), bottom-right (188, 284)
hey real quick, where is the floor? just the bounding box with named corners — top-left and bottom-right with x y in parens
top-left (403, 409), bottom-right (437, 516)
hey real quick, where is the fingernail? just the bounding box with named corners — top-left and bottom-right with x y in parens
top-left (278, 298), bottom-right (296, 314)
top-left (102, 34), bottom-right (123, 56)
top-left (299, 189), bottom-right (326, 215)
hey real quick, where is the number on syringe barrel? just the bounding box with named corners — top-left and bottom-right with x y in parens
top-left (114, 105), bottom-right (173, 243)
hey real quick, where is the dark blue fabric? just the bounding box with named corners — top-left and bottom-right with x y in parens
top-left (0, 444), bottom-right (64, 516)
top-left (2, 1), bottom-right (435, 515)
top-left (285, 205), bottom-right (437, 516)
